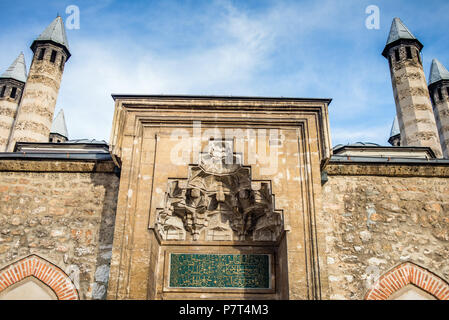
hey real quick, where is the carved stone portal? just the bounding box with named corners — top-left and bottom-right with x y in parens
top-left (155, 140), bottom-right (284, 242)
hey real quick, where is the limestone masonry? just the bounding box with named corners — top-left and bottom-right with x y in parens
top-left (0, 16), bottom-right (448, 300)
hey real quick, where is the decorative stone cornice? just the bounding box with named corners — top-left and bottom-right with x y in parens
top-left (324, 162), bottom-right (449, 177)
top-left (0, 159), bottom-right (117, 173)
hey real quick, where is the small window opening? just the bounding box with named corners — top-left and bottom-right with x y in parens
top-left (388, 56), bottom-right (392, 68)
top-left (50, 50), bottom-right (57, 63)
top-left (406, 47), bottom-right (412, 59)
top-left (395, 49), bottom-right (400, 62)
top-left (0, 86), bottom-right (5, 97)
top-left (59, 56), bottom-right (65, 70)
top-left (438, 88), bottom-right (443, 101)
top-left (38, 48), bottom-right (45, 60)
top-left (10, 87), bottom-right (17, 99)
top-left (416, 49), bottom-right (422, 65)
top-left (446, 87), bottom-right (449, 98)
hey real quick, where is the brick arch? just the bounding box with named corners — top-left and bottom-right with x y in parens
top-left (365, 262), bottom-right (449, 300)
top-left (0, 255), bottom-right (79, 300)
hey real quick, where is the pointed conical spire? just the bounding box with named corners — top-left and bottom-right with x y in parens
top-left (386, 18), bottom-right (416, 45)
top-left (388, 115), bottom-right (401, 146)
top-left (390, 115), bottom-right (400, 138)
top-left (31, 16), bottom-right (71, 59)
top-left (0, 52), bottom-right (27, 83)
top-left (50, 109), bottom-right (68, 139)
top-left (429, 59), bottom-right (449, 85)
top-left (382, 18), bottom-right (423, 57)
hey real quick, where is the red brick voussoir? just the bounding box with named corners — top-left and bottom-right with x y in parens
top-left (365, 262), bottom-right (449, 300)
top-left (0, 254), bottom-right (79, 300)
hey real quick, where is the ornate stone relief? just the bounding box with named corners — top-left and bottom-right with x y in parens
top-left (155, 141), bottom-right (284, 242)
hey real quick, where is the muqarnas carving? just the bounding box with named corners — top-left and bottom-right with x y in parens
top-left (155, 141), bottom-right (284, 242)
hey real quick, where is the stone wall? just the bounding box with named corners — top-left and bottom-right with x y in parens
top-left (320, 163), bottom-right (449, 299)
top-left (0, 162), bottom-right (119, 300)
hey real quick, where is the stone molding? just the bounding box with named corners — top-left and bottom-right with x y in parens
top-left (109, 96), bottom-right (332, 166)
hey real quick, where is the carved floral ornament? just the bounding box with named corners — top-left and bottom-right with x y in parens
top-left (155, 140), bottom-right (284, 242)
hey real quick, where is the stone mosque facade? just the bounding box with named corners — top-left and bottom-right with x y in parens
top-left (0, 16), bottom-right (448, 300)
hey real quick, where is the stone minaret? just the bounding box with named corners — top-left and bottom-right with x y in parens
top-left (7, 16), bottom-right (70, 151)
top-left (428, 59), bottom-right (449, 158)
top-left (382, 18), bottom-right (442, 158)
top-left (0, 53), bottom-right (27, 151)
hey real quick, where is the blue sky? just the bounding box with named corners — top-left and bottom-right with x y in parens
top-left (1, 0), bottom-right (448, 145)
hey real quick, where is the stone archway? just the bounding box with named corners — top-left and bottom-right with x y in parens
top-left (365, 262), bottom-right (449, 300)
top-left (0, 255), bottom-right (79, 300)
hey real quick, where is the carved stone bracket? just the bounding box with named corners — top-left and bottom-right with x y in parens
top-left (155, 140), bottom-right (284, 242)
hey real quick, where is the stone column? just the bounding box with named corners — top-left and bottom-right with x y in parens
top-left (428, 60), bottom-right (449, 158)
top-left (7, 44), bottom-right (68, 151)
top-left (0, 79), bottom-right (24, 151)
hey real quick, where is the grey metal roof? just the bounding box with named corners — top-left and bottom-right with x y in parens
top-left (65, 139), bottom-right (108, 144)
top-left (0, 152), bottom-right (112, 161)
top-left (111, 94), bottom-right (333, 104)
top-left (0, 52), bottom-right (27, 83)
top-left (35, 16), bottom-right (70, 53)
top-left (386, 18), bottom-right (416, 45)
top-left (333, 142), bottom-right (381, 151)
top-left (330, 155), bottom-right (449, 165)
top-left (429, 59), bottom-right (449, 85)
top-left (390, 116), bottom-right (400, 137)
top-left (332, 144), bottom-right (436, 160)
top-left (14, 141), bottom-right (110, 153)
top-left (50, 109), bottom-right (68, 139)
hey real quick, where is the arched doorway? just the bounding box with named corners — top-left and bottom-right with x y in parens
top-left (387, 284), bottom-right (436, 300)
top-left (0, 277), bottom-right (58, 300)
top-left (365, 262), bottom-right (449, 300)
top-left (0, 255), bottom-right (79, 300)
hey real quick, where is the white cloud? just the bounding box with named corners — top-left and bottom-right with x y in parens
top-left (59, 1), bottom-right (280, 140)
top-left (2, 0), bottom-right (446, 148)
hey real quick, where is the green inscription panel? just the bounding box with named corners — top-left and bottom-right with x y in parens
top-left (169, 253), bottom-right (271, 289)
